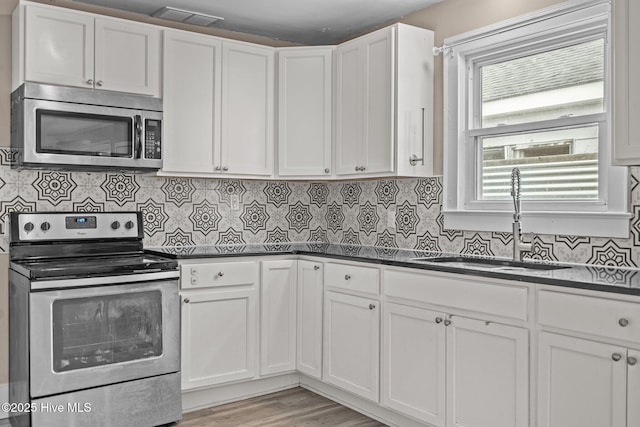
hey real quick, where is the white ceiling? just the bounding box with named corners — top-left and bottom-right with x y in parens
top-left (72, 0), bottom-right (442, 45)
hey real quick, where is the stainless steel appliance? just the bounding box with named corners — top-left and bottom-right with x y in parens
top-left (11, 83), bottom-right (163, 171)
top-left (9, 212), bottom-right (181, 427)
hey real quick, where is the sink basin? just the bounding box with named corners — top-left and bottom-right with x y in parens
top-left (411, 256), bottom-right (569, 271)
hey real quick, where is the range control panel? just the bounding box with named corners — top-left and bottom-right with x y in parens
top-left (13, 212), bottom-right (141, 242)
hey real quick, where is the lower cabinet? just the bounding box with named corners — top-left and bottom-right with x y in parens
top-left (181, 286), bottom-right (258, 390)
top-left (537, 332), bottom-right (633, 427)
top-left (260, 260), bottom-right (297, 376)
top-left (382, 303), bottom-right (529, 427)
top-left (297, 260), bottom-right (324, 379)
top-left (324, 291), bottom-right (380, 401)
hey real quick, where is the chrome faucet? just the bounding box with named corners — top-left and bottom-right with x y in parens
top-left (511, 168), bottom-right (533, 261)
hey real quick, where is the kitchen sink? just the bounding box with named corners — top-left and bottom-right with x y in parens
top-left (411, 256), bottom-right (569, 271)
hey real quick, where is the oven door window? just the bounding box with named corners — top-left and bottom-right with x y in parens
top-left (37, 109), bottom-right (133, 158)
top-left (52, 291), bottom-right (163, 372)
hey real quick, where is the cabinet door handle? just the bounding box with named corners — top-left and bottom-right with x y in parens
top-left (435, 317), bottom-right (443, 324)
top-left (183, 298), bottom-right (190, 303)
top-left (628, 357), bottom-right (638, 366)
top-left (612, 353), bottom-right (623, 362)
top-left (86, 79), bottom-right (94, 85)
top-left (369, 304), bottom-right (376, 310)
top-left (443, 319), bottom-right (452, 326)
top-left (344, 274), bottom-right (351, 280)
top-left (313, 265), bottom-right (320, 270)
top-left (619, 318), bottom-right (630, 327)
top-left (214, 165), bottom-right (221, 171)
top-left (354, 166), bottom-right (360, 172)
top-left (96, 80), bottom-right (103, 87)
top-left (218, 271), bottom-right (224, 277)
top-left (222, 166), bottom-right (229, 171)
top-left (361, 166), bottom-right (366, 171)
top-left (324, 168), bottom-right (330, 174)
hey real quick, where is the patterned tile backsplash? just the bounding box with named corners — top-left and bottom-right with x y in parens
top-left (0, 148), bottom-right (639, 268)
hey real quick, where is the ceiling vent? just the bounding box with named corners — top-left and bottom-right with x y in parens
top-left (152, 6), bottom-right (224, 27)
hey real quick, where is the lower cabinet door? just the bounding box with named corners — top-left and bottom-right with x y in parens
top-left (180, 288), bottom-right (257, 390)
top-left (260, 260), bottom-right (297, 376)
top-left (447, 317), bottom-right (529, 427)
top-left (628, 349), bottom-right (640, 427)
top-left (323, 291), bottom-right (380, 401)
top-left (538, 332), bottom-right (627, 427)
top-left (382, 303), bottom-right (446, 426)
top-left (297, 260), bottom-right (324, 379)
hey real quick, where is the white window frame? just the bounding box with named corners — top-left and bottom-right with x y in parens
top-left (443, 0), bottom-right (630, 238)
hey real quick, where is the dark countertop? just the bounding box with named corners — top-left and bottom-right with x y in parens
top-left (145, 243), bottom-right (640, 296)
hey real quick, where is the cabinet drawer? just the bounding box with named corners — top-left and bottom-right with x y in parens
top-left (325, 262), bottom-right (380, 295)
top-left (181, 261), bottom-right (258, 289)
top-left (538, 290), bottom-right (640, 342)
top-left (384, 269), bottom-right (528, 320)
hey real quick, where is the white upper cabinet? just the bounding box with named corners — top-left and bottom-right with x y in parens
top-left (221, 41), bottom-right (275, 176)
top-left (277, 47), bottom-right (333, 178)
top-left (14, 3), bottom-right (160, 96)
top-left (612, 0), bottom-right (640, 164)
top-left (162, 30), bottom-right (222, 174)
top-left (335, 24), bottom-right (434, 177)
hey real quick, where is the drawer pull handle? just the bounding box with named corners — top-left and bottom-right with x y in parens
top-left (369, 304), bottom-right (376, 310)
top-left (183, 298), bottom-right (190, 304)
top-left (435, 317), bottom-right (443, 324)
top-left (612, 353), bottom-right (623, 362)
top-left (218, 272), bottom-right (225, 277)
top-left (619, 318), bottom-right (629, 327)
top-left (344, 274), bottom-right (351, 280)
top-left (629, 357), bottom-right (638, 366)
top-left (444, 319), bottom-right (452, 326)
top-left (314, 265), bottom-right (320, 271)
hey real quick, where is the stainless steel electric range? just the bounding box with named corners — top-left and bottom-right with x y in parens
top-left (8, 212), bottom-right (181, 427)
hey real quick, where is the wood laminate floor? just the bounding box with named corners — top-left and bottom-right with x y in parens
top-left (178, 387), bottom-right (387, 427)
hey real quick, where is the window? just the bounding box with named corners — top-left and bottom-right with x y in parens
top-left (443, 0), bottom-right (630, 238)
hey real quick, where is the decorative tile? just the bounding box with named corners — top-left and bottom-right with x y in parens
top-left (286, 202), bottom-right (312, 233)
top-left (189, 200), bottom-right (222, 236)
top-left (307, 183), bottom-right (329, 208)
top-left (215, 180), bottom-right (247, 206)
top-left (309, 226), bottom-right (329, 243)
top-left (340, 183), bottom-right (361, 208)
top-left (555, 235), bottom-right (591, 250)
top-left (415, 231), bottom-right (441, 252)
top-left (396, 200), bottom-right (420, 238)
top-left (266, 226), bottom-right (290, 244)
top-left (34, 171), bottom-right (77, 206)
top-left (100, 174), bottom-right (139, 207)
top-left (217, 227), bottom-right (245, 245)
top-left (588, 240), bottom-right (636, 268)
top-left (240, 201), bottom-right (270, 234)
top-left (341, 228), bottom-right (361, 246)
top-left (374, 180), bottom-right (399, 208)
top-left (264, 182), bottom-right (291, 207)
top-left (162, 178), bottom-right (196, 207)
top-left (326, 202), bottom-right (344, 233)
top-left (461, 233), bottom-right (494, 256)
top-left (136, 198), bottom-right (169, 238)
top-left (0, 195), bottom-right (37, 221)
top-left (376, 230), bottom-right (398, 248)
top-left (357, 201), bottom-right (380, 236)
top-left (415, 177), bottom-right (442, 208)
top-left (72, 197), bottom-right (105, 212)
top-left (163, 228), bottom-right (195, 247)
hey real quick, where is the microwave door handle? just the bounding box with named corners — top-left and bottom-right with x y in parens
top-left (134, 115), bottom-right (142, 159)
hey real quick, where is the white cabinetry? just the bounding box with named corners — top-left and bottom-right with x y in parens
top-left (162, 30), bottom-right (221, 174)
top-left (277, 47), bottom-right (333, 178)
top-left (613, 0), bottom-right (640, 164)
top-left (297, 260), bottom-right (324, 379)
top-left (180, 261), bottom-right (259, 390)
top-left (13, 3), bottom-right (160, 96)
top-left (324, 291), bottom-right (380, 402)
top-left (537, 289), bottom-right (640, 427)
top-left (221, 41), bottom-right (274, 176)
top-left (260, 260), bottom-right (297, 376)
top-left (335, 24), bottom-right (434, 177)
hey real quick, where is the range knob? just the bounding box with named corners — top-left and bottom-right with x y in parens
top-left (124, 220), bottom-right (135, 230)
top-left (23, 222), bottom-right (34, 232)
top-left (111, 221), bottom-right (120, 230)
top-left (40, 222), bottom-right (51, 232)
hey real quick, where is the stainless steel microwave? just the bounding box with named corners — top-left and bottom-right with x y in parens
top-left (11, 83), bottom-right (163, 171)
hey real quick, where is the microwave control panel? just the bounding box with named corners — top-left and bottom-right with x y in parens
top-left (145, 119), bottom-right (162, 160)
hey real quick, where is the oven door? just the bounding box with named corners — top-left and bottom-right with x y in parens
top-left (29, 277), bottom-right (179, 398)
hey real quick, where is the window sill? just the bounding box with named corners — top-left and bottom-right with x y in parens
top-left (443, 209), bottom-right (631, 238)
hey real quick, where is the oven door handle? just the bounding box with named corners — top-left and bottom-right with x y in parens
top-left (134, 115), bottom-right (143, 159)
top-left (29, 270), bottom-right (179, 290)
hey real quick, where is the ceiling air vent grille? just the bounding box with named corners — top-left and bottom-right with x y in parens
top-left (152, 6), bottom-right (224, 27)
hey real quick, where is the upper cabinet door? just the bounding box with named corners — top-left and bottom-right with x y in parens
top-left (221, 41), bottom-right (274, 176)
top-left (94, 18), bottom-right (160, 96)
top-left (613, 0), bottom-right (640, 165)
top-left (362, 27), bottom-right (394, 175)
top-left (24, 6), bottom-right (94, 88)
top-left (335, 41), bottom-right (364, 175)
top-left (277, 47), bottom-right (333, 177)
top-left (162, 30), bottom-right (222, 174)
